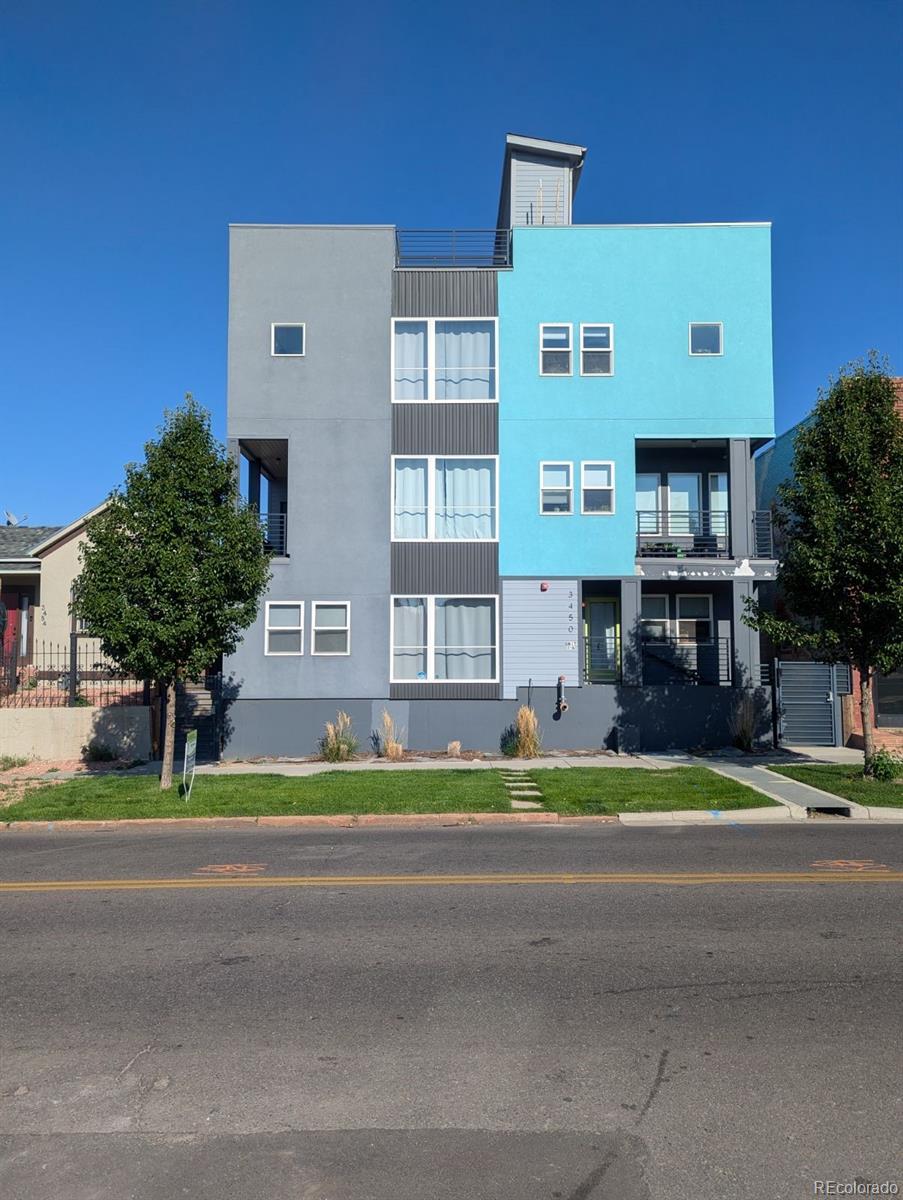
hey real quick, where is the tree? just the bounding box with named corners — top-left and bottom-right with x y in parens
top-left (744, 354), bottom-right (903, 774)
top-left (73, 397), bottom-right (270, 788)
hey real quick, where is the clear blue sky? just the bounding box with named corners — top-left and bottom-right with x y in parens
top-left (2, 0), bottom-right (901, 525)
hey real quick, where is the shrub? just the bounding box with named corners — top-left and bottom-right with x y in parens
top-left (869, 748), bottom-right (903, 783)
top-left (319, 711), bottom-right (358, 762)
top-left (500, 706), bottom-right (542, 759)
top-left (0, 755), bottom-right (29, 771)
top-left (82, 740), bottom-right (118, 763)
top-left (379, 709), bottom-right (405, 762)
top-left (728, 692), bottom-right (758, 752)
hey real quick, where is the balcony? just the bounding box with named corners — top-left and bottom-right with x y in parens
top-left (260, 512), bottom-right (287, 557)
top-left (237, 438), bottom-right (288, 557)
top-left (637, 510), bottom-right (730, 559)
top-left (752, 510), bottom-right (774, 557)
top-left (641, 637), bottom-right (732, 686)
top-left (395, 229), bottom-right (512, 269)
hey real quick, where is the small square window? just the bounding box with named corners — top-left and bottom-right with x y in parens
top-left (272, 324), bottom-right (305, 356)
top-left (540, 324), bottom-right (572, 375)
top-left (312, 602), bottom-right (350, 655)
top-left (580, 325), bottom-right (614, 376)
top-left (265, 601), bottom-right (304, 654)
top-left (540, 462), bottom-right (573, 513)
top-left (689, 323), bottom-right (722, 356)
top-left (581, 461), bottom-right (615, 514)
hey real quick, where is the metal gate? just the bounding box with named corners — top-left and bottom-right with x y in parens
top-left (777, 661), bottom-right (837, 746)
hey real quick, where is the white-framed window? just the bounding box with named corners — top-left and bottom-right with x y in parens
top-left (264, 601), bottom-right (304, 655)
top-left (580, 324), bottom-right (614, 376)
top-left (689, 322), bottom-right (723, 356)
top-left (636, 472), bottom-right (661, 535)
top-left (676, 594), bottom-right (713, 640)
top-left (540, 461), bottom-right (573, 514)
top-left (390, 595), bottom-right (498, 683)
top-left (640, 594), bottom-right (669, 641)
top-left (271, 323), bottom-right (305, 356)
top-left (392, 456), bottom-right (498, 541)
top-left (581, 461), bottom-right (615, 514)
top-left (539, 323), bottom-right (572, 375)
top-left (708, 472), bottom-right (729, 539)
top-left (391, 318), bottom-right (497, 402)
top-left (311, 601), bottom-right (350, 656)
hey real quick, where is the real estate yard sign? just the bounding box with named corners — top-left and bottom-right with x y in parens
top-left (183, 731), bottom-right (198, 801)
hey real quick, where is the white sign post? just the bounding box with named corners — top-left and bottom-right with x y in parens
top-left (183, 730), bottom-right (198, 801)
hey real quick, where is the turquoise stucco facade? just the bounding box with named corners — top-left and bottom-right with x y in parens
top-left (497, 223), bottom-right (775, 577)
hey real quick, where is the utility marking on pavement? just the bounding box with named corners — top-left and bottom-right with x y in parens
top-left (810, 859), bottom-right (889, 872)
top-left (2, 870), bottom-right (903, 895)
top-left (193, 863), bottom-right (268, 876)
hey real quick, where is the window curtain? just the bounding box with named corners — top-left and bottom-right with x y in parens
top-left (435, 321), bottom-right (495, 400)
top-left (394, 322), bottom-right (428, 400)
top-left (434, 459), bottom-right (495, 539)
top-left (394, 460), bottom-right (428, 538)
top-left (434, 598), bottom-right (495, 680)
top-left (392, 598), bottom-right (426, 679)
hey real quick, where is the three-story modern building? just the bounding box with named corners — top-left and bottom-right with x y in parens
top-left (224, 134), bottom-right (777, 756)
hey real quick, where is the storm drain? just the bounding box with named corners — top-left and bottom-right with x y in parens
top-left (499, 770), bottom-right (545, 810)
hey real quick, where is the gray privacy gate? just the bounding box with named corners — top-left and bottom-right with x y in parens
top-left (777, 661), bottom-right (850, 747)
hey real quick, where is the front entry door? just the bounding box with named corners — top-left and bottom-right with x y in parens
top-left (585, 598), bottom-right (620, 683)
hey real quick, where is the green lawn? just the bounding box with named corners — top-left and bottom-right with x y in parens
top-left (0, 770), bottom-right (511, 822)
top-left (770, 765), bottom-right (903, 809)
top-left (530, 767), bottom-right (776, 815)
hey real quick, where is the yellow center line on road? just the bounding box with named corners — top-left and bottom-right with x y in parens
top-left (1, 870), bottom-right (902, 894)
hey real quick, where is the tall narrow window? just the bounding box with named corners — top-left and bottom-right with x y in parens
top-left (580, 324), bottom-right (614, 375)
top-left (393, 321), bottom-right (428, 400)
top-left (709, 471), bottom-right (729, 541)
top-left (540, 324), bottom-right (572, 375)
top-left (393, 458), bottom-right (428, 539)
top-left (676, 595), bottom-right (713, 640)
top-left (265, 602), bottom-right (304, 655)
top-left (540, 462), bottom-right (573, 514)
top-left (581, 461), bottom-right (615, 514)
top-left (667, 473), bottom-right (702, 536)
top-left (392, 598), bottom-right (427, 680)
top-left (689, 323), bottom-right (723, 355)
top-left (636, 473), bottom-right (661, 535)
top-left (311, 602), bottom-right (350, 655)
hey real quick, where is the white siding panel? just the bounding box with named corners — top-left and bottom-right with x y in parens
top-left (512, 154), bottom-right (572, 226)
top-left (502, 579), bottom-right (580, 698)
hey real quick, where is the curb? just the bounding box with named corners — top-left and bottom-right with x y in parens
top-left (617, 806), bottom-right (792, 826)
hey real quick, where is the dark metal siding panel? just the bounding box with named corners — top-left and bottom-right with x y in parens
top-left (392, 405), bottom-right (498, 454)
top-left (390, 682), bottom-right (501, 700)
top-left (391, 543), bottom-right (498, 594)
top-left (392, 271), bottom-right (498, 317)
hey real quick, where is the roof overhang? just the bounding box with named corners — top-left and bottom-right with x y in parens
top-left (31, 500), bottom-right (110, 556)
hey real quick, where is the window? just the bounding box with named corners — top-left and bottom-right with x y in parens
top-left (689, 323), bottom-right (723, 356)
top-left (539, 324), bottom-right (572, 375)
top-left (265, 601), bottom-right (304, 655)
top-left (392, 319), bottom-right (497, 401)
top-left (271, 324), bottom-right (305, 356)
top-left (312, 602), bottom-right (350, 655)
top-left (636, 473), bottom-right (661, 535)
top-left (391, 596), bottom-right (498, 682)
top-left (640, 595), bottom-right (669, 641)
top-left (580, 324), bottom-right (614, 375)
top-left (676, 594), bottom-right (713, 641)
top-left (667, 472), bottom-right (702, 536)
top-left (392, 456), bottom-right (498, 541)
top-left (709, 471), bottom-right (729, 539)
top-left (540, 462), bottom-right (573, 514)
top-left (581, 461), bottom-right (615, 514)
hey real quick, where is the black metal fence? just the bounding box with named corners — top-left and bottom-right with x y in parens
top-left (395, 228), bottom-right (513, 268)
top-left (0, 638), bottom-right (148, 708)
top-left (641, 638), bottom-right (733, 686)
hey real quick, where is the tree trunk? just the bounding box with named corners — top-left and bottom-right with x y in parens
top-left (860, 666), bottom-right (876, 776)
top-left (160, 680), bottom-right (177, 790)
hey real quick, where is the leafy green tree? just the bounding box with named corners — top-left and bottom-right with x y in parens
top-left (73, 397), bottom-right (270, 788)
top-left (745, 355), bottom-right (903, 774)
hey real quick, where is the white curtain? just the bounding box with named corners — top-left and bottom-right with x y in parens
top-left (394, 459), bottom-right (428, 538)
top-left (434, 598), bottom-right (495, 680)
top-left (392, 598), bottom-right (426, 679)
top-left (435, 459), bottom-right (495, 539)
top-left (394, 322), bottom-right (428, 400)
top-left (435, 321), bottom-right (495, 400)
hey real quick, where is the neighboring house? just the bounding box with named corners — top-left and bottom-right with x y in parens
top-left (755, 378), bottom-right (903, 749)
top-left (0, 505), bottom-right (105, 666)
top-left (223, 133), bottom-right (777, 756)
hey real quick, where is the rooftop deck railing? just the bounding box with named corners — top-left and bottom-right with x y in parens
top-left (395, 229), bottom-right (512, 269)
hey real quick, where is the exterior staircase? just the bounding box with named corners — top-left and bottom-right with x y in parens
top-left (173, 677), bottom-right (221, 763)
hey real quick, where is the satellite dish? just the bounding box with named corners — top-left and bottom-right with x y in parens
top-left (3, 512), bottom-right (28, 526)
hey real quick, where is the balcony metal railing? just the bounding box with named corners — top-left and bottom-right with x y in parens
top-left (636, 510), bottom-right (730, 558)
top-left (641, 637), bottom-right (732, 686)
top-left (752, 510), bottom-right (775, 558)
top-left (260, 512), bottom-right (287, 556)
top-left (582, 635), bottom-right (621, 683)
top-left (395, 229), bottom-right (513, 269)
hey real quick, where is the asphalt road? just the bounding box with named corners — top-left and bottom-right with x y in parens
top-left (1, 823), bottom-right (902, 1200)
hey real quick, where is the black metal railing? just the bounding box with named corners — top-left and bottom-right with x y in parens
top-left (636, 510), bottom-right (730, 558)
top-left (261, 512), bottom-right (287, 556)
top-left (752, 510), bottom-right (774, 557)
top-left (395, 229), bottom-right (513, 268)
top-left (0, 640), bottom-right (147, 708)
top-left (641, 637), bottom-right (732, 686)
top-left (582, 635), bottom-right (621, 683)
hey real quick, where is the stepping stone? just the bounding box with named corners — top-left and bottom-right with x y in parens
top-left (508, 789), bottom-right (543, 798)
top-left (511, 799), bottom-right (544, 810)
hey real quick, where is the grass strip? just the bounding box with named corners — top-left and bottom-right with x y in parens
top-left (530, 767), bottom-right (777, 815)
top-left (770, 764), bottom-right (903, 809)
